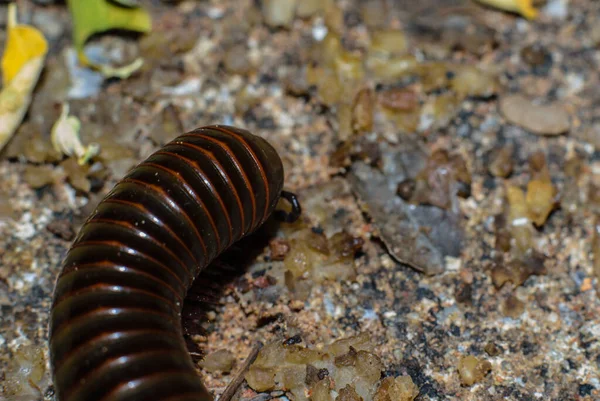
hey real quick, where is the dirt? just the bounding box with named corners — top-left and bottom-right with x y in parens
top-left (0, 1), bottom-right (599, 400)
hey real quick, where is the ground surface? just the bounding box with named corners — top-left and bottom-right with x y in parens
top-left (0, 1), bottom-right (599, 400)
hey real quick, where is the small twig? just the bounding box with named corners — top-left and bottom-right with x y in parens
top-left (218, 342), bottom-right (263, 401)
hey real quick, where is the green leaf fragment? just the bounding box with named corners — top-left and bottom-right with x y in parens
top-left (107, 0), bottom-right (142, 8)
top-left (67, 0), bottom-right (151, 78)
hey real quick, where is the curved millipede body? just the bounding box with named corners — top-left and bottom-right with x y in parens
top-left (49, 125), bottom-right (298, 401)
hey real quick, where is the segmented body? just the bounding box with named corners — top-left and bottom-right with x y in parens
top-left (49, 126), bottom-right (285, 401)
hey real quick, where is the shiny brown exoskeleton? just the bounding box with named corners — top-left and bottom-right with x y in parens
top-left (49, 126), bottom-right (300, 401)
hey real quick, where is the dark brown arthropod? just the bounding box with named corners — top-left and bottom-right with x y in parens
top-left (49, 125), bottom-right (300, 401)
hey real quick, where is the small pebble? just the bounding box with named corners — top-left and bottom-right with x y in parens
top-left (500, 94), bottom-right (570, 135)
top-left (457, 355), bottom-right (492, 386)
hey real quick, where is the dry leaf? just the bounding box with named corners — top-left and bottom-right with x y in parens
top-left (473, 0), bottom-right (538, 19)
top-left (0, 3), bottom-right (48, 152)
top-left (51, 103), bottom-right (100, 165)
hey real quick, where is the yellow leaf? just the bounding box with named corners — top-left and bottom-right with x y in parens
top-left (67, 0), bottom-right (151, 78)
top-left (473, 0), bottom-right (538, 20)
top-left (1, 3), bottom-right (48, 85)
top-left (0, 3), bottom-right (48, 152)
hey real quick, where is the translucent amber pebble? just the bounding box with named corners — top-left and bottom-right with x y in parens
top-left (374, 376), bottom-right (419, 401)
top-left (306, 231), bottom-right (331, 255)
top-left (254, 341), bottom-right (286, 368)
top-left (270, 238), bottom-right (291, 261)
top-left (421, 92), bottom-right (462, 130)
top-left (360, 0), bottom-right (387, 28)
top-left (198, 349), bottom-right (235, 373)
top-left (490, 254), bottom-right (546, 288)
top-left (528, 151), bottom-right (547, 173)
top-left (494, 214), bottom-right (512, 252)
top-left (319, 75), bottom-right (344, 106)
top-left (438, 90), bottom-right (464, 118)
top-left (367, 54), bottom-right (417, 81)
top-left (279, 364), bottom-right (307, 391)
top-left (285, 346), bottom-right (325, 365)
top-left (311, 378), bottom-right (333, 401)
top-left (384, 108), bottom-right (421, 134)
top-left (489, 145), bottom-right (514, 178)
top-left (313, 33), bottom-right (342, 68)
top-left (327, 332), bottom-right (372, 356)
top-left (506, 185), bottom-right (535, 256)
top-left (337, 103), bottom-right (353, 141)
top-left (329, 232), bottom-right (364, 259)
top-left (5, 123), bottom-right (62, 163)
top-left (457, 355), bottom-right (492, 386)
top-left (306, 365), bottom-right (329, 386)
top-left (246, 366), bottom-right (277, 392)
top-left (334, 346), bottom-right (357, 367)
top-left (324, 3), bottom-right (344, 35)
top-left (379, 88), bottom-right (419, 112)
top-left (3, 346), bottom-right (46, 397)
top-left (284, 240), bottom-right (318, 279)
top-left (355, 351), bottom-right (383, 384)
top-left (61, 157), bottom-right (91, 193)
top-left (296, 0), bottom-right (329, 18)
top-left (419, 62), bottom-right (453, 92)
top-left (312, 258), bottom-right (356, 284)
top-left (285, 271), bottom-right (313, 301)
top-left (308, 66), bottom-right (343, 106)
top-left (502, 294), bottom-right (525, 318)
top-left (262, 0), bottom-right (297, 28)
top-left (484, 342), bottom-right (501, 357)
top-left (336, 385), bottom-right (362, 401)
top-left (370, 30), bottom-right (408, 55)
top-left (351, 88), bottom-right (374, 134)
top-left (506, 185), bottom-right (528, 222)
top-left (24, 165), bottom-right (55, 189)
top-left (245, 335), bottom-right (380, 400)
top-left (525, 179), bottom-right (555, 226)
top-left (335, 51), bottom-right (365, 84)
top-left (451, 65), bottom-right (497, 98)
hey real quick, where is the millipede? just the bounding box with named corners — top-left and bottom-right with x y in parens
top-left (49, 125), bottom-right (301, 401)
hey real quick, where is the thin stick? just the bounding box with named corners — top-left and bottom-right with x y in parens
top-left (218, 342), bottom-right (263, 401)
